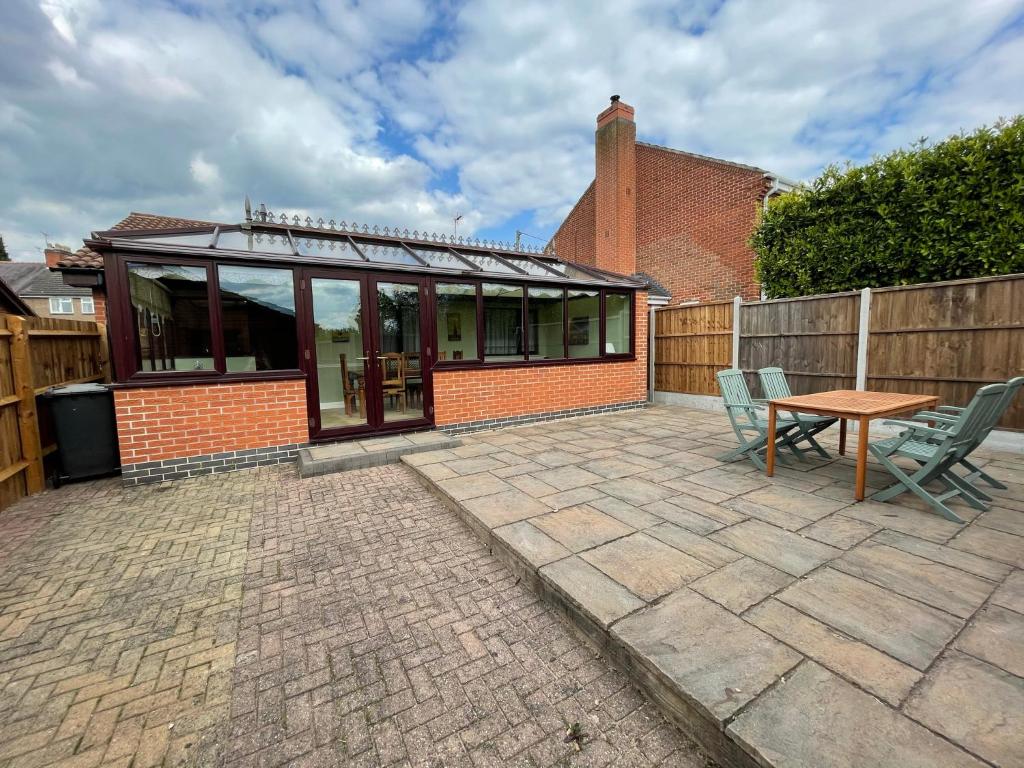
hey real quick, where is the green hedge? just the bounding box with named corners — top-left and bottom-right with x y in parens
top-left (753, 116), bottom-right (1024, 298)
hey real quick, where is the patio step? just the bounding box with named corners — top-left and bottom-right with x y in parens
top-left (298, 432), bottom-right (461, 478)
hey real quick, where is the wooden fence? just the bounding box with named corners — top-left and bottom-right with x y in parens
top-left (653, 273), bottom-right (1024, 430)
top-left (653, 300), bottom-right (733, 395)
top-left (0, 316), bottom-right (110, 512)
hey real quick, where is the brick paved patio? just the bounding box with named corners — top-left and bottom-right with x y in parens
top-left (0, 462), bottom-right (710, 767)
top-left (402, 405), bottom-right (1024, 768)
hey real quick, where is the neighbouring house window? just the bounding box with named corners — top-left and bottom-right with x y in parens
top-left (128, 263), bottom-right (213, 372)
top-left (567, 289), bottom-right (600, 358)
top-left (435, 283), bottom-right (478, 361)
top-left (80, 296), bottom-right (95, 314)
top-left (49, 297), bottom-right (74, 314)
top-left (605, 292), bottom-right (631, 355)
top-left (217, 265), bottom-right (298, 371)
top-left (482, 283), bottom-right (524, 361)
top-left (528, 287), bottom-right (564, 360)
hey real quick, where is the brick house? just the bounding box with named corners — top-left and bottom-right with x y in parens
top-left (0, 259), bottom-right (97, 320)
top-left (57, 207), bottom-right (650, 483)
top-left (551, 97), bottom-right (795, 302)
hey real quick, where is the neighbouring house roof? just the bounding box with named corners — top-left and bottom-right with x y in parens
top-left (110, 211), bottom-right (219, 231)
top-left (0, 262), bottom-right (91, 297)
top-left (54, 213), bottom-right (217, 271)
top-left (57, 245), bottom-right (104, 270)
top-left (0, 271), bottom-right (35, 315)
top-left (636, 141), bottom-right (775, 177)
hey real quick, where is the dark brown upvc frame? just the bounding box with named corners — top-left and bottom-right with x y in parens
top-left (298, 269), bottom-right (434, 441)
top-left (106, 250), bottom-right (305, 385)
top-left (105, 244), bottom-right (638, 386)
top-left (430, 278), bottom-right (635, 370)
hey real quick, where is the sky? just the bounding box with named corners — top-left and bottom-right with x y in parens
top-left (1, 0), bottom-right (1022, 261)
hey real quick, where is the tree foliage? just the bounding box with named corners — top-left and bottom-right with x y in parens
top-left (752, 117), bottom-right (1024, 298)
top-left (0, 235), bottom-right (8, 261)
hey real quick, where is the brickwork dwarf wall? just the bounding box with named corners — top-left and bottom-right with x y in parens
top-left (433, 293), bottom-right (648, 426)
top-left (114, 379), bottom-right (309, 466)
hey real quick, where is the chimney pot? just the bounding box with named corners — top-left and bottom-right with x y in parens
top-left (610, 94), bottom-right (620, 103)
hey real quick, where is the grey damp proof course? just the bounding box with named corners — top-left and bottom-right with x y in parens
top-left (120, 443), bottom-right (308, 485)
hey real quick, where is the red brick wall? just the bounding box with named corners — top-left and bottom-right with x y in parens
top-left (93, 292), bottom-right (106, 325)
top-left (552, 183), bottom-right (597, 267)
top-left (595, 102), bottom-right (637, 276)
top-left (434, 293), bottom-right (647, 425)
top-left (114, 380), bottom-right (309, 465)
top-left (636, 144), bottom-right (768, 302)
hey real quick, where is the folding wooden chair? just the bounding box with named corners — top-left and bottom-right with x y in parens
top-left (757, 367), bottom-right (837, 459)
top-left (909, 376), bottom-right (1023, 492)
top-left (868, 383), bottom-right (1008, 522)
top-left (716, 369), bottom-right (801, 471)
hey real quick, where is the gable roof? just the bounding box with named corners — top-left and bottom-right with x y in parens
top-left (0, 272), bottom-right (34, 315)
top-left (0, 262), bottom-right (90, 297)
top-left (636, 141), bottom-right (773, 176)
top-left (110, 212), bottom-right (218, 231)
top-left (55, 212), bottom-right (216, 271)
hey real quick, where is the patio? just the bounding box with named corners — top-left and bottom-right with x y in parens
top-left (0, 462), bottom-right (708, 768)
top-left (403, 404), bottom-right (1024, 768)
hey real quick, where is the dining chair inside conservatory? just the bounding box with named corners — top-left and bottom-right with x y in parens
top-left (869, 382), bottom-right (1007, 523)
top-left (716, 368), bottom-right (801, 471)
top-left (758, 367), bottom-right (837, 459)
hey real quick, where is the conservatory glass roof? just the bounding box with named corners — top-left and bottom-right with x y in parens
top-left (94, 221), bottom-right (642, 289)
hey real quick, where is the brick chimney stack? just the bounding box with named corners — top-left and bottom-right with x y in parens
top-left (44, 245), bottom-right (71, 268)
top-left (594, 95), bottom-right (636, 276)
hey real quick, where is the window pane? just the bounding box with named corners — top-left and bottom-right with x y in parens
top-left (218, 265), bottom-right (297, 371)
top-left (376, 283), bottom-right (424, 423)
top-left (459, 252), bottom-right (523, 274)
top-left (294, 237), bottom-right (364, 261)
top-left (411, 248), bottom-right (473, 271)
top-left (567, 290), bottom-right (599, 358)
top-left (311, 278), bottom-right (368, 430)
top-left (506, 258), bottom-right (558, 277)
top-left (212, 230), bottom-right (295, 254)
top-left (482, 283), bottom-right (524, 361)
top-left (605, 292), bottom-right (631, 355)
top-left (80, 297), bottom-right (95, 314)
top-left (528, 287), bottom-right (564, 359)
top-left (436, 283), bottom-right (478, 361)
top-left (128, 263), bottom-right (213, 372)
top-left (359, 242), bottom-right (422, 266)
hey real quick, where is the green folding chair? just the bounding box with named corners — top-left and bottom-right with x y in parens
top-left (758, 367), bottom-right (836, 459)
top-left (868, 382), bottom-right (1008, 522)
top-left (716, 369), bottom-right (801, 471)
top-left (909, 376), bottom-right (1023, 492)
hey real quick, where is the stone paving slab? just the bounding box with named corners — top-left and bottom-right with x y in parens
top-left (728, 662), bottom-right (987, 768)
top-left (903, 651), bottom-right (1024, 767)
top-left (298, 430), bottom-right (461, 476)
top-left (403, 404), bottom-right (1024, 768)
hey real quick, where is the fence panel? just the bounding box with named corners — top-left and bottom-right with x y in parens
top-left (653, 301), bottom-right (732, 395)
top-left (0, 315), bottom-right (108, 514)
top-left (739, 292), bottom-right (860, 398)
top-left (868, 275), bottom-right (1024, 430)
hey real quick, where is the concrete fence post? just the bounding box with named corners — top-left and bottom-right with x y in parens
top-left (856, 287), bottom-right (872, 390)
top-left (731, 296), bottom-right (742, 371)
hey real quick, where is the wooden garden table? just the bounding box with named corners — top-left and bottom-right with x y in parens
top-left (766, 390), bottom-right (939, 501)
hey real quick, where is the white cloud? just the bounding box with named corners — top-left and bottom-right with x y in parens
top-left (0, 0), bottom-right (1021, 262)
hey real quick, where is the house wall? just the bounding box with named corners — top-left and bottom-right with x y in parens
top-left (432, 292), bottom-right (648, 430)
top-left (552, 183), bottom-right (597, 267)
top-left (636, 145), bottom-right (768, 302)
top-left (23, 294), bottom-right (101, 321)
top-left (115, 379), bottom-right (309, 484)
